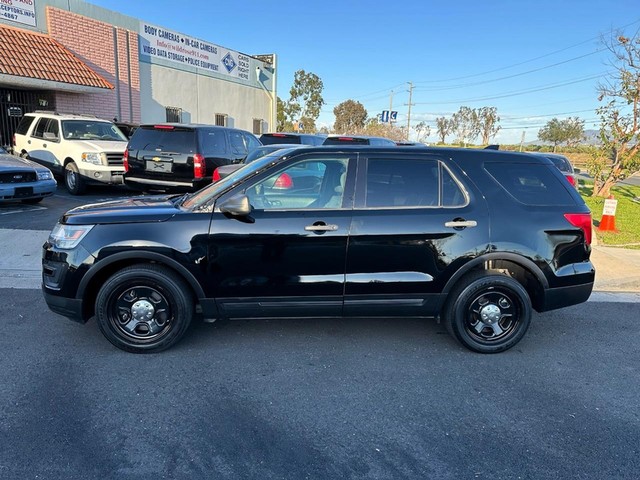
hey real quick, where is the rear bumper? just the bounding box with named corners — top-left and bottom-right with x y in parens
top-left (42, 289), bottom-right (86, 323)
top-left (539, 281), bottom-right (594, 312)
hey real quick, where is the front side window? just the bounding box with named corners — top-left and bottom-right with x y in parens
top-left (244, 157), bottom-right (348, 210)
top-left (44, 119), bottom-right (60, 141)
top-left (32, 118), bottom-right (48, 139)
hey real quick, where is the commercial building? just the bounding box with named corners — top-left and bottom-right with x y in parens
top-left (0, 0), bottom-right (276, 148)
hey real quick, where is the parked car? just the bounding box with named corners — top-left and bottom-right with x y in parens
top-left (396, 141), bottom-right (428, 147)
top-left (212, 144), bottom-right (302, 182)
top-left (123, 124), bottom-right (261, 192)
top-left (114, 121), bottom-right (139, 139)
top-left (322, 135), bottom-right (397, 146)
top-left (0, 146), bottom-right (56, 203)
top-left (536, 152), bottom-right (578, 188)
top-left (42, 146), bottom-right (594, 354)
top-left (13, 112), bottom-right (128, 195)
top-left (260, 132), bottom-right (324, 146)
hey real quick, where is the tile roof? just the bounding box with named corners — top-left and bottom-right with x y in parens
top-left (0, 24), bottom-right (113, 89)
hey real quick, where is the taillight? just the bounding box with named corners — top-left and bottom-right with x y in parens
top-left (564, 213), bottom-right (592, 245)
top-left (338, 137), bottom-right (354, 141)
top-left (123, 149), bottom-right (129, 173)
top-left (154, 125), bottom-right (174, 130)
top-left (273, 173), bottom-right (293, 189)
top-left (212, 167), bottom-right (221, 182)
top-left (565, 174), bottom-right (576, 187)
top-left (193, 154), bottom-right (206, 179)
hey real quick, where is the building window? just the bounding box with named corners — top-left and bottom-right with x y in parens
top-left (215, 113), bottom-right (227, 127)
top-left (165, 107), bottom-right (182, 123)
top-left (252, 118), bottom-right (263, 135)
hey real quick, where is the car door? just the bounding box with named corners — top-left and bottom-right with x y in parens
top-left (344, 153), bottom-right (490, 317)
top-left (207, 152), bottom-right (356, 318)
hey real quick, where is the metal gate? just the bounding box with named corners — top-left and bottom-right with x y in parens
top-left (0, 89), bottom-right (56, 150)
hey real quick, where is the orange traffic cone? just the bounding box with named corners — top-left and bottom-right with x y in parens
top-left (598, 195), bottom-right (618, 232)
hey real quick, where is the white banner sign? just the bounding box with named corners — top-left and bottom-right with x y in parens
top-left (0, 0), bottom-right (37, 27)
top-left (602, 198), bottom-right (618, 216)
top-left (139, 22), bottom-right (250, 81)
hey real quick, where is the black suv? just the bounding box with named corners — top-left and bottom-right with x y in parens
top-left (42, 146), bottom-right (594, 354)
top-left (260, 132), bottom-right (325, 146)
top-left (322, 135), bottom-right (397, 146)
top-left (123, 124), bottom-right (261, 192)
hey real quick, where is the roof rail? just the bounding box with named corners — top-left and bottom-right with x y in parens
top-left (33, 110), bottom-right (99, 119)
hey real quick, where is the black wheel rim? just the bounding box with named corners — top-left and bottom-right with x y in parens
top-left (107, 284), bottom-right (173, 342)
top-left (464, 288), bottom-right (522, 344)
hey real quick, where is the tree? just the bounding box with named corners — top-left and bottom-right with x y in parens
top-left (537, 117), bottom-right (585, 151)
top-left (451, 106), bottom-right (480, 146)
top-left (361, 117), bottom-right (406, 141)
top-left (276, 96), bottom-right (295, 132)
top-left (414, 121), bottom-right (431, 143)
top-left (593, 33), bottom-right (640, 197)
top-left (333, 99), bottom-right (368, 133)
top-left (435, 116), bottom-right (451, 144)
top-left (288, 70), bottom-right (325, 132)
top-left (477, 106), bottom-right (501, 145)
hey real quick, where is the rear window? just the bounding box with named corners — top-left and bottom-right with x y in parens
top-left (545, 155), bottom-right (572, 173)
top-left (128, 126), bottom-right (197, 153)
top-left (485, 162), bottom-right (576, 206)
top-left (260, 134), bottom-right (302, 145)
top-left (15, 115), bottom-right (36, 135)
top-left (323, 137), bottom-right (370, 145)
top-left (199, 129), bottom-right (226, 155)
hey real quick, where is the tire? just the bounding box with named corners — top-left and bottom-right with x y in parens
top-left (95, 264), bottom-right (194, 353)
top-left (443, 272), bottom-right (532, 353)
top-left (64, 161), bottom-right (86, 195)
top-left (22, 197), bottom-right (43, 204)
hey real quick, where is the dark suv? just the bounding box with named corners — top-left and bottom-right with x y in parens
top-left (260, 132), bottom-right (325, 146)
top-left (42, 146), bottom-right (594, 354)
top-left (123, 124), bottom-right (261, 192)
top-left (322, 135), bottom-right (397, 146)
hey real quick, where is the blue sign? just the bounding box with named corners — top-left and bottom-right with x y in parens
top-left (381, 110), bottom-right (389, 123)
top-left (390, 111), bottom-right (398, 121)
top-left (222, 53), bottom-right (237, 73)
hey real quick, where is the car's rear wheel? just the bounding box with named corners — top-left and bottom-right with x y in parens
top-left (443, 272), bottom-right (532, 353)
top-left (95, 264), bottom-right (194, 353)
top-left (64, 161), bottom-right (86, 195)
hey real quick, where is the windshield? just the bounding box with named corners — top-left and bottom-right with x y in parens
top-left (61, 120), bottom-right (127, 142)
top-left (182, 153), bottom-right (285, 209)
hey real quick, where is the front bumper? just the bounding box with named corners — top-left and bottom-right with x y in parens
top-left (42, 289), bottom-right (85, 323)
top-left (77, 164), bottom-right (125, 185)
top-left (0, 179), bottom-right (56, 201)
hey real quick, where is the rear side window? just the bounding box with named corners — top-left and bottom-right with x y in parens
top-left (199, 129), bottom-right (226, 155)
top-left (229, 131), bottom-right (248, 156)
top-left (485, 162), bottom-right (576, 205)
top-left (261, 134), bottom-right (302, 145)
top-left (15, 115), bottom-right (36, 135)
top-left (365, 158), bottom-right (439, 207)
top-left (32, 118), bottom-right (49, 138)
top-left (128, 127), bottom-right (197, 153)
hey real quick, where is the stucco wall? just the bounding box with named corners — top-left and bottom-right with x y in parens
top-left (140, 63), bottom-right (272, 132)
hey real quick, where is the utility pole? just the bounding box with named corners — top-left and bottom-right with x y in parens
top-left (519, 130), bottom-right (526, 152)
top-left (406, 82), bottom-right (414, 140)
top-left (389, 90), bottom-right (394, 124)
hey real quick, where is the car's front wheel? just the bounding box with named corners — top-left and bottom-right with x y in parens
top-left (443, 272), bottom-right (532, 353)
top-left (95, 264), bottom-right (194, 353)
top-left (64, 161), bottom-right (86, 195)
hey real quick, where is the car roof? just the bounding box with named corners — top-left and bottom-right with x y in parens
top-left (139, 123), bottom-right (252, 132)
top-left (25, 112), bottom-right (113, 122)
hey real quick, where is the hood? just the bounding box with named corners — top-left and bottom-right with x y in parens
top-left (62, 194), bottom-right (181, 225)
top-left (0, 153), bottom-right (49, 171)
top-left (71, 140), bottom-right (127, 152)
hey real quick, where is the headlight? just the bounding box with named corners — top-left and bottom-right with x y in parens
top-left (37, 170), bottom-right (53, 180)
top-left (81, 152), bottom-right (105, 165)
top-left (48, 224), bottom-right (94, 249)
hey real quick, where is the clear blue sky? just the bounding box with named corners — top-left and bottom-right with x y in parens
top-left (89, 0), bottom-right (639, 143)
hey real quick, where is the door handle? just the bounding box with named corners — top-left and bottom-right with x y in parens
top-left (445, 220), bottom-right (477, 228)
top-left (305, 224), bottom-right (338, 232)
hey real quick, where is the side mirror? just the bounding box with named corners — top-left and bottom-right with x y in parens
top-left (218, 194), bottom-right (252, 216)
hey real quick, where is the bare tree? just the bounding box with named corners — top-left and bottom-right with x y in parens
top-left (451, 106), bottom-right (480, 146)
top-left (594, 33), bottom-right (640, 197)
top-left (435, 116), bottom-right (451, 144)
top-left (477, 107), bottom-right (501, 145)
top-left (414, 121), bottom-right (431, 143)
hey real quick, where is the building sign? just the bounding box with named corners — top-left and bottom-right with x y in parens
top-left (0, 0), bottom-right (37, 27)
top-left (139, 22), bottom-right (250, 81)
